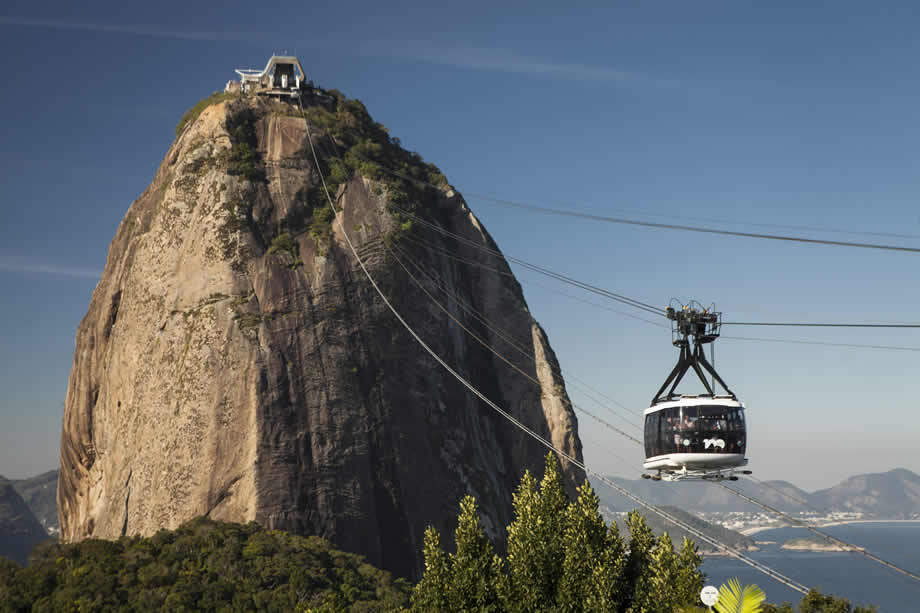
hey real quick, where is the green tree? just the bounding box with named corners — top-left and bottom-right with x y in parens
top-left (674, 537), bottom-right (705, 607)
top-left (799, 589), bottom-right (878, 613)
top-left (503, 469), bottom-right (543, 611)
top-left (641, 532), bottom-right (680, 613)
top-left (504, 454), bottom-right (570, 612)
top-left (583, 521), bottom-right (628, 611)
top-left (411, 452), bottom-right (710, 613)
top-left (622, 510), bottom-right (657, 612)
top-left (448, 496), bottom-right (502, 612)
top-left (760, 604), bottom-right (796, 613)
top-left (411, 527), bottom-right (452, 612)
top-left (556, 481), bottom-right (616, 612)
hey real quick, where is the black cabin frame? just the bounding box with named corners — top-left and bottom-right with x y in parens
top-left (651, 303), bottom-right (736, 405)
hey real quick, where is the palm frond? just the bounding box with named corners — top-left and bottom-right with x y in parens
top-left (713, 577), bottom-right (766, 613)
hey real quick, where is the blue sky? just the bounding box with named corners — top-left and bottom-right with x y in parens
top-left (1, 0), bottom-right (919, 490)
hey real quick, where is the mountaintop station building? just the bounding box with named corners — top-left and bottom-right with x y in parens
top-left (225, 55), bottom-right (307, 98)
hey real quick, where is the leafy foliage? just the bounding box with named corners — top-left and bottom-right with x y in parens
top-left (0, 517), bottom-right (410, 612)
top-left (412, 453), bottom-right (705, 612)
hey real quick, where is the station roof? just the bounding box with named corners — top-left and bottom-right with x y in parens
top-left (234, 55), bottom-right (306, 82)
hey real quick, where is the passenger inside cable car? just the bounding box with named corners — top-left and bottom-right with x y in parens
top-left (644, 404), bottom-right (746, 458)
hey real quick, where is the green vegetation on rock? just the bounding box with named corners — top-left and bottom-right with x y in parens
top-left (267, 232), bottom-right (303, 268)
top-left (175, 91), bottom-right (235, 137)
top-left (293, 89), bottom-right (450, 241)
top-left (0, 517), bottom-right (410, 612)
top-left (225, 107), bottom-right (266, 183)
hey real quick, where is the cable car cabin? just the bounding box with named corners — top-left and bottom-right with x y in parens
top-left (643, 396), bottom-right (747, 481)
top-left (642, 302), bottom-right (752, 481)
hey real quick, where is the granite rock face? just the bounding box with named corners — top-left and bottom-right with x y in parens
top-left (58, 94), bottom-right (583, 578)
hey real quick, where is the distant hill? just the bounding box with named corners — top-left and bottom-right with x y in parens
top-left (0, 477), bottom-right (48, 565)
top-left (10, 470), bottom-right (58, 536)
top-left (811, 467), bottom-right (920, 518)
top-left (594, 468), bottom-right (920, 517)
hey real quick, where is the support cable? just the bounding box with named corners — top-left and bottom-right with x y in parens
top-left (387, 239), bottom-right (642, 435)
top-left (394, 206), bottom-right (665, 317)
top-left (744, 475), bottom-right (831, 515)
top-left (310, 137), bottom-right (920, 339)
top-left (347, 152), bottom-right (920, 245)
top-left (300, 107), bottom-right (920, 586)
top-left (399, 232), bottom-right (669, 331)
top-left (723, 322), bottom-right (920, 328)
top-left (389, 238), bottom-right (643, 429)
top-left (720, 335), bottom-right (920, 353)
top-left (296, 98), bottom-right (810, 596)
top-left (403, 221), bottom-right (920, 352)
top-left (462, 193), bottom-right (920, 255)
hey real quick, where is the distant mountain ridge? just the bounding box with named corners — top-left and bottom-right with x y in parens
top-left (595, 467), bottom-right (920, 518)
top-left (10, 470), bottom-right (59, 535)
top-left (0, 475), bottom-right (48, 565)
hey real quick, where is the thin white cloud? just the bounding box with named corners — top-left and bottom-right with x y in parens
top-left (360, 41), bottom-right (676, 86)
top-left (414, 47), bottom-right (632, 82)
top-left (0, 256), bottom-right (101, 280)
top-left (1, 15), bottom-right (668, 86)
top-left (0, 15), bottom-right (262, 41)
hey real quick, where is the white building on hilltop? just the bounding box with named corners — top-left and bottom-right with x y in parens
top-left (225, 55), bottom-right (307, 98)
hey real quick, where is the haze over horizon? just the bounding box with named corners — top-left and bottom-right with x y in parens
top-left (2, 0), bottom-right (919, 491)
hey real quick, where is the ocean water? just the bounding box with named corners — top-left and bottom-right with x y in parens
top-left (701, 522), bottom-right (920, 611)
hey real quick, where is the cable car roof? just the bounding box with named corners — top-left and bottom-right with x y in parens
top-left (644, 395), bottom-right (743, 415)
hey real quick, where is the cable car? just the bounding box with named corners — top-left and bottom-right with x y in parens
top-left (642, 302), bottom-right (751, 482)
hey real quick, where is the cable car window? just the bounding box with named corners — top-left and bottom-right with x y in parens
top-left (646, 404), bottom-right (746, 457)
top-left (644, 413), bottom-right (659, 457)
top-left (695, 406), bottom-right (746, 454)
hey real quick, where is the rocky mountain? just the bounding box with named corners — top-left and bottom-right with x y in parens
top-left (812, 468), bottom-right (920, 518)
top-left (0, 477), bottom-right (48, 565)
top-left (11, 470), bottom-right (59, 535)
top-left (596, 468), bottom-right (920, 517)
top-left (57, 90), bottom-right (583, 579)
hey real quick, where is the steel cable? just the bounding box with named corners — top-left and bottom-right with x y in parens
top-left (296, 97), bottom-right (811, 596)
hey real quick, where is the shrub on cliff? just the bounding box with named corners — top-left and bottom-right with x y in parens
top-left (175, 91), bottom-right (235, 137)
top-left (0, 517), bottom-right (410, 612)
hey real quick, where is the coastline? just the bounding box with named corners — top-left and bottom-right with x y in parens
top-left (817, 519), bottom-right (920, 528)
top-left (740, 519), bottom-right (920, 537)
